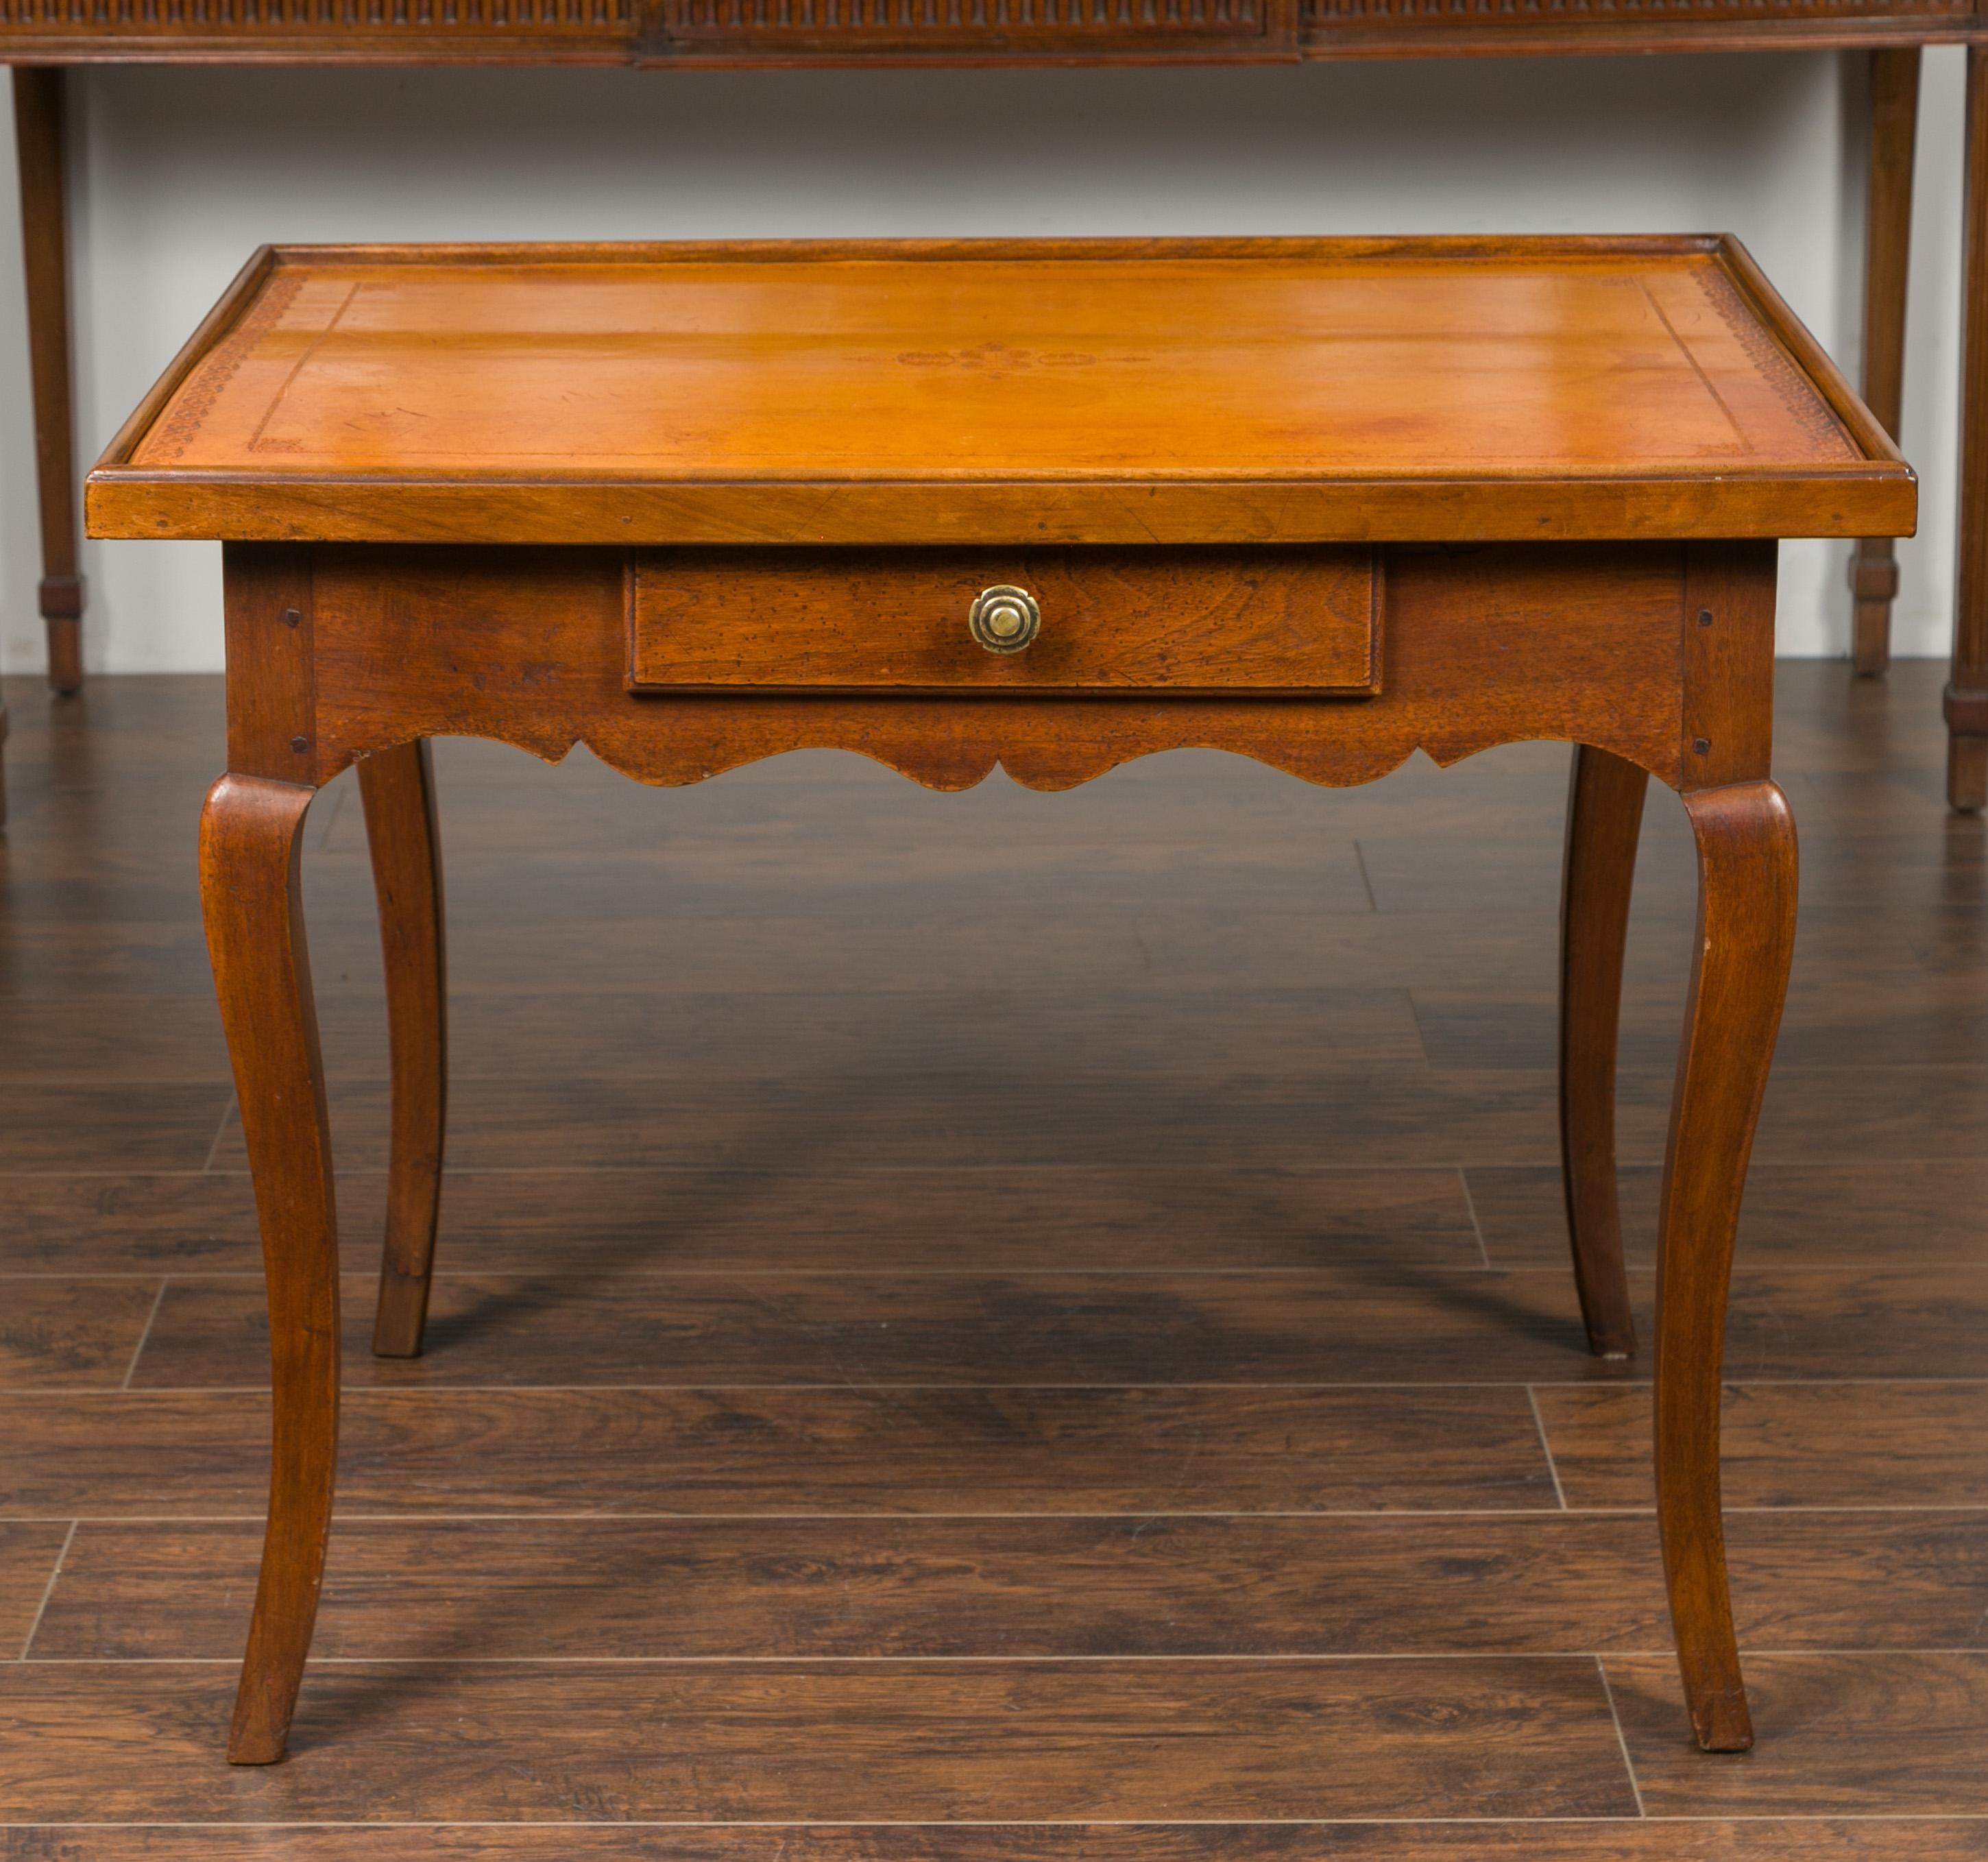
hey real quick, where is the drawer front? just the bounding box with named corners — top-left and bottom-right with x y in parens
top-left (627, 548), bottom-right (1380, 696)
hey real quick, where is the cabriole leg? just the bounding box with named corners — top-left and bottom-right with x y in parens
top-left (201, 773), bottom-right (338, 1766)
top-left (360, 740), bottom-right (448, 1358)
top-left (1656, 779), bottom-right (1796, 1753)
top-left (1559, 745), bottom-right (1647, 1359)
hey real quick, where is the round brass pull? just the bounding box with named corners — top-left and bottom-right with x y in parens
top-left (969, 585), bottom-right (1041, 655)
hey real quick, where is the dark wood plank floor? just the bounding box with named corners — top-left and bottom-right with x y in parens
top-left (2, 665), bottom-right (1986, 1857)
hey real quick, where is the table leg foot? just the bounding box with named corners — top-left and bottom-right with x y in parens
top-left (1947, 692), bottom-right (1988, 813)
top-left (1558, 745), bottom-right (1645, 1359)
top-left (201, 773), bottom-right (339, 1767)
top-left (1657, 779), bottom-right (1795, 1754)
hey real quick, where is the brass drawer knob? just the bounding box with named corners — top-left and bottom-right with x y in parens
top-left (969, 585), bottom-right (1040, 655)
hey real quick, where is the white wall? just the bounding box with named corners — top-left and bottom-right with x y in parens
top-left (0, 47), bottom-right (1965, 674)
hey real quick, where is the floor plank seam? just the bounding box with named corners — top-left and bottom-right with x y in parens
top-left (1457, 1165), bottom-right (1494, 1267)
top-left (1526, 1386), bottom-right (1570, 1511)
top-left (1593, 1655), bottom-right (1648, 1818)
top-left (199, 1097), bottom-right (234, 1174)
top-left (13, 1519), bottom-right (76, 1661)
top-left (117, 1280), bottom-right (169, 1392)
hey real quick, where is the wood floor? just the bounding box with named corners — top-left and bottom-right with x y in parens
top-left (1, 664), bottom-right (1986, 1855)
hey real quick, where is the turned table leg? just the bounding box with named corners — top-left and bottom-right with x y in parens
top-left (1851, 47), bottom-right (1919, 677)
top-left (1559, 744), bottom-right (1646, 1359)
top-left (1655, 779), bottom-right (1797, 1753)
top-left (1950, 47), bottom-right (1988, 809)
top-left (201, 773), bottom-right (339, 1766)
top-left (14, 66), bottom-right (82, 698)
top-left (360, 741), bottom-right (448, 1359)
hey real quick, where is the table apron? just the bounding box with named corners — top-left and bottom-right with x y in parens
top-left (218, 538), bottom-right (1778, 796)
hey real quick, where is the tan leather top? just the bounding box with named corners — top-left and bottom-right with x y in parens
top-left (87, 238), bottom-right (1913, 545)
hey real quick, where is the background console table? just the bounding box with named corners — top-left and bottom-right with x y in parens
top-left (3, 6), bottom-right (1986, 802)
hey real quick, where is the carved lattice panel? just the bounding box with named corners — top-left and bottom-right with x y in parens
top-left (661, 0), bottom-right (1279, 49)
top-left (0, 0), bottom-right (631, 35)
top-left (1303, 0), bottom-right (1968, 25)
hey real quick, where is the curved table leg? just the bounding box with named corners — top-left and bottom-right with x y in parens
top-left (1656, 779), bottom-right (1796, 1753)
top-left (201, 773), bottom-right (338, 1766)
top-left (359, 741), bottom-right (448, 1359)
top-left (1559, 745), bottom-right (1645, 1359)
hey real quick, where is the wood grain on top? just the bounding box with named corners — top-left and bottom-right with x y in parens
top-left (87, 238), bottom-right (1915, 546)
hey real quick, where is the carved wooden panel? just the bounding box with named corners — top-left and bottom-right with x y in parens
top-left (0, 0), bottom-right (1966, 54)
top-left (0, 0), bottom-right (631, 38)
top-left (655, 0), bottom-right (1293, 55)
top-left (1303, 0), bottom-right (1969, 28)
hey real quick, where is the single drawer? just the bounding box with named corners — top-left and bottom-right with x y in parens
top-left (627, 548), bottom-right (1380, 696)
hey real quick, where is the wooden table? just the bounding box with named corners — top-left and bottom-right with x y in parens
top-left (85, 235), bottom-right (1914, 1767)
top-left (5, 15), bottom-right (1980, 814)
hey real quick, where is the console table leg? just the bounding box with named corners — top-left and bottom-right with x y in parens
top-left (1656, 779), bottom-right (1795, 1753)
top-left (1950, 47), bottom-right (1988, 810)
top-left (1558, 744), bottom-right (1645, 1359)
top-left (360, 740), bottom-right (448, 1359)
top-left (1851, 47), bottom-right (1919, 677)
top-left (201, 773), bottom-right (339, 1767)
top-left (14, 66), bottom-right (83, 697)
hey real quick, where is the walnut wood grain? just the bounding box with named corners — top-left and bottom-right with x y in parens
top-left (197, 773), bottom-right (338, 1766)
top-left (0, 1080), bottom-right (227, 1168)
top-left (356, 740), bottom-right (448, 1359)
top-left (0, 1822), bottom-right (1980, 1862)
top-left (1681, 540), bottom-right (1780, 791)
top-left (121, 239), bottom-right (1869, 1760)
top-left (0, 1385), bottom-right (1557, 1515)
top-left (32, 1509), bottom-right (1988, 1662)
top-left (0, 0), bottom-right (1976, 63)
top-left (1472, 1155), bottom-right (1988, 1268)
top-left (0, 1163), bottom-right (1482, 1275)
top-left (1538, 1379), bottom-right (1988, 1512)
top-left (1557, 745), bottom-right (1647, 1361)
top-left (0, 1276), bottom-right (163, 1387)
top-left (308, 543), bottom-right (1690, 793)
top-left (128, 1266), bottom-right (1635, 1390)
top-left (85, 239), bottom-right (1912, 548)
top-left (1852, 47), bottom-right (1921, 677)
top-left (221, 542), bottom-right (317, 784)
top-left (627, 548), bottom-right (1379, 694)
top-left (1653, 779), bottom-right (1797, 1752)
top-left (0, 1522), bottom-right (72, 1657)
top-left (1, 660), bottom-right (1985, 1831)
top-left (1612, 1652), bottom-right (1988, 1816)
top-left (0, 1656), bottom-right (1638, 1822)
top-left (108, 1261), bottom-right (1988, 1390)
top-left (11, 1380), bottom-right (1988, 1518)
